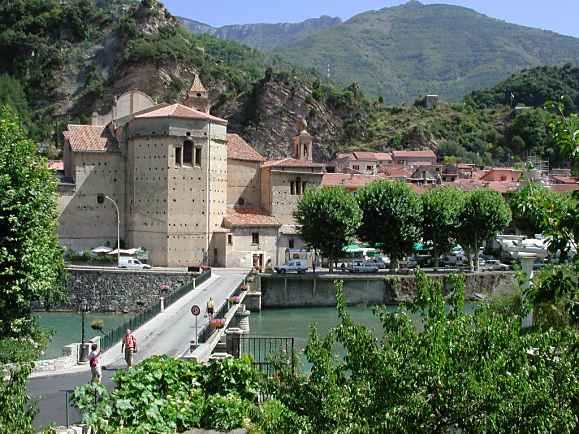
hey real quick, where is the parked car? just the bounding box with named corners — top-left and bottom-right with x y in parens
top-left (118, 256), bottom-right (151, 269)
top-left (368, 256), bottom-right (389, 269)
top-left (275, 259), bottom-right (307, 274)
top-left (442, 252), bottom-right (466, 266)
top-left (483, 259), bottom-right (510, 271)
top-left (347, 260), bottom-right (380, 273)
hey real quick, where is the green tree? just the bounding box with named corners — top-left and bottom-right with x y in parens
top-left (456, 189), bottom-right (512, 271)
top-left (356, 180), bottom-right (422, 270)
top-left (421, 187), bottom-right (465, 267)
top-left (295, 187), bottom-right (361, 272)
top-left (270, 274), bottom-right (579, 433)
top-left (0, 107), bottom-right (66, 338)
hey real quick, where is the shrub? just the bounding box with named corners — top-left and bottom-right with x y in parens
top-left (249, 399), bottom-right (310, 434)
top-left (201, 394), bottom-right (252, 432)
top-left (201, 356), bottom-right (261, 401)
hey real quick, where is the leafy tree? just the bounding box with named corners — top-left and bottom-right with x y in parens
top-left (269, 274), bottom-right (579, 433)
top-left (295, 187), bottom-right (361, 272)
top-left (456, 189), bottom-right (512, 271)
top-left (421, 187), bottom-right (465, 267)
top-left (0, 107), bottom-right (66, 338)
top-left (356, 180), bottom-right (422, 270)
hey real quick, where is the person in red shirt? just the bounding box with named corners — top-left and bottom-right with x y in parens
top-left (121, 329), bottom-right (137, 368)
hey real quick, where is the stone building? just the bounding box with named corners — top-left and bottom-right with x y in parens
top-left (58, 78), bottom-right (323, 268)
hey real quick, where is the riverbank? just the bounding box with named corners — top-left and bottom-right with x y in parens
top-left (259, 271), bottom-right (516, 308)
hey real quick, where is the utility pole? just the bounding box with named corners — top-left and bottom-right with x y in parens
top-left (97, 194), bottom-right (120, 265)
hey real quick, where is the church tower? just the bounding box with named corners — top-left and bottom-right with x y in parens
top-left (184, 74), bottom-right (210, 113)
top-left (292, 117), bottom-right (313, 160)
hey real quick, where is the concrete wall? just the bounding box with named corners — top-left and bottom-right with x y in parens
top-left (225, 227), bottom-right (279, 268)
top-left (58, 152), bottom-right (126, 252)
top-left (267, 169), bottom-right (323, 225)
top-left (227, 159), bottom-right (261, 208)
top-left (54, 268), bottom-right (196, 313)
top-left (260, 272), bottom-right (517, 308)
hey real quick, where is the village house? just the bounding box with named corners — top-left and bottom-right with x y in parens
top-left (332, 151), bottom-right (392, 175)
top-left (58, 77), bottom-right (321, 268)
top-left (392, 150), bottom-right (437, 166)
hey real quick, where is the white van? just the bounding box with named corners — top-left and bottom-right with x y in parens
top-left (275, 259), bottom-right (307, 274)
top-left (118, 256), bottom-right (151, 269)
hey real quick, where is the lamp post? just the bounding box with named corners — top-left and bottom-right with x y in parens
top-left (78, 297), bottom-right (89, 363)
top-left (97, 193), bottom-right (120, 266)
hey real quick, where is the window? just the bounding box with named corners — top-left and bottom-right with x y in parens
top-left (290, 181), bottom-right (295, 195)
top-left (303, 144), bottom-right (308, 158)
top-left (353, 165), bottom-right (360, 171)
top-left (296, 177), bottom-right (302, 195)
top-left (367, 165), bottom-right (373, 171)
top-left (195, 148), bottom-right (202, 167)
top-left (227, 234), bottom-right (233, 245)
top-left (183, 141), bottom-right (193, 165)
top-left (501, 176), bottom-right (507, 181)
top-left (302, 181), bottom-right (307, 192)
top-left (289, 239), bottom-right (295, 249)
top-left (238, 197), bottom-right (245, 206)
top-left (175, 147), bottom-right (182, 166)
top-left (252, 232), bottom-right (259, 245)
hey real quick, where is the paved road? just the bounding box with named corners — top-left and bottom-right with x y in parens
top-left (28, 268), bottom-right (249, 430)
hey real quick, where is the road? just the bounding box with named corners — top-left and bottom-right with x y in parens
top-left (28, 268), bottom-right (249, 430)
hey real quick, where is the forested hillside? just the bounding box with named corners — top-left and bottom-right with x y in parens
top-left (273, 1), bottom-right (579, 103)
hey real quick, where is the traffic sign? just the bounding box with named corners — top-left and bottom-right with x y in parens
top-left (191, 305), bottom-right (201, 316)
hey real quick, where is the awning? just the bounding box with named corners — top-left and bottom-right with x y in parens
top-left (92, 246), bottom-right (112, 254)
top-left (108, 248), bottom-right (141, 256)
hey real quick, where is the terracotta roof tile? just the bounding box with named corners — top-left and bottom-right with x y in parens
top-left (380, 165), bottom-right (414, 178)
top-left (392, 150), bottom-right (437, 159)
top-left (223, 208), bottom-right (280, 227)
top-left (261, 158), bottom-right (323, 168)
top-left (189, 75), bottom-right (206, 93)
top-left (134, 103), bottom-right (227, 124)
top-left (549, 184), bottom-right (579, 193)
top-left (550, 175), bottom-right (577, 184)
top-left (48, 160), bottom-right (64, 170)
top-left (352, 151), bottom-right (392, 161)
top-left (65, 125), bottom-right (118, 152)
top-left (227, 134), bottom-right (265, 162)
top-left (322, 173), bottom-right (381, 190)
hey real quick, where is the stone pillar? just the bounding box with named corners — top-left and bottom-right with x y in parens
top-left (160, 297), bottom-right (165, 312)
top-left (519, 253), bottom-right (536, 328)
top-left (236, 305), bottom-right (251, 334)
top-left (225, 328), bottom-right (244, 357)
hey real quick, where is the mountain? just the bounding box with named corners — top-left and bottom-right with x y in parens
top-left (197, 1), bottom-right (579, 104)
top-left (0, 0), bottom-right (367, 160)
top-left (179, 16), bottom-right (342, 52)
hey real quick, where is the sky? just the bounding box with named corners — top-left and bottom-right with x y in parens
top-left (161, 0), bottom-right (579, 38)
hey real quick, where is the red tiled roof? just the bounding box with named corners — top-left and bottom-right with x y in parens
top-left (446, 179), bottom-right (520, 193)
top-left (549, 184), bottom-right (579, 193)
top-left (480, 168), bottom-right (522, 181)
top-left (65, 125), bottom-right (118, 152)
top-left (380, 165), bottom-right (414, 178)
top-left (322, 173), bottom-right (381, 190)
top-left (335, 153), bottom-right (354, 160)
top-left (223, 208), bottom-right (280, 227)
top-left (392, 150), bottom-right (436, 159)
top-left (550, 175), bottom-right (577, 184)
top-left (134, 103), bottom-right (227, 124)
top-left (352, 151), bottom-right (392, 161)
top-left (227, 134), bottom-right (265, 162)
top-left (48, 160), bottom-right (64, 171)
top-left (261, 158), bottom-right (323, 168)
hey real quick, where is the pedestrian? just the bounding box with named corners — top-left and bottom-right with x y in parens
top-left (89, 343), bottom-right (102, 384)
top-left (312, 256), bottom-right (317, 274)
top-left (121, 329), bottom-right (137, 368)
top-left (206, 297), bottom-right (215, 320)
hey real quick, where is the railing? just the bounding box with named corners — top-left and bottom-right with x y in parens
top-left (239, 336), bottom-right (295, 376)
top-left (197, 282), bottom-right (246, 344)
top-left (100, 269), bottom-right (211, 351)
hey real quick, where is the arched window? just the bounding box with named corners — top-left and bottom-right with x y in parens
top-left (183, 140), bottom-right (193, 165)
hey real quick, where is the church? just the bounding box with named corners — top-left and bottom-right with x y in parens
top-left (58, 76), bottom-right (324, 268)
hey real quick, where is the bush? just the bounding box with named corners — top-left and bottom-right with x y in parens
top-left (202, 394), bottom-right (252, 432)
top-left (202, 356), bottom-right (261, 401)
top-left (249, 399), bottom-right (310, 434)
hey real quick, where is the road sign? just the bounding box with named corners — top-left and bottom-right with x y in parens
top-left (191, 305), bottom-right (201, 316)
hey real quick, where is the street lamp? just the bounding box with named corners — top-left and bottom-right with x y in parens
top-left (78, 298), bottom-right (89, 363)
top-left (97, 193), bottom-right (120, 266)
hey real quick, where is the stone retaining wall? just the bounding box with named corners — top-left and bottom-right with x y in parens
top-left (38, 267), bottom-right (196, 313)
top-left (33, 343), bottom-right (79, 374)
top-left (260, 272), bottom-right (517, 308)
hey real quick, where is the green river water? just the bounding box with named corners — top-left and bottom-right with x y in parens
top-left (35, 312), bottom-right (133, 359)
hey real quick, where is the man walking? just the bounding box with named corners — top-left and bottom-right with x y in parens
top-left (121, 329), bottom-right (137, 368)
top-left (89, 343), bottom-right (102, 384)
top-left (206, 297), bottom-right (215, 320)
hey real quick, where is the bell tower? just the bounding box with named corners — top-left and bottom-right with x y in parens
top-left (184, 74), bottom-right (210, 113)
top-left (292, 117), bottom-right (313, 161)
